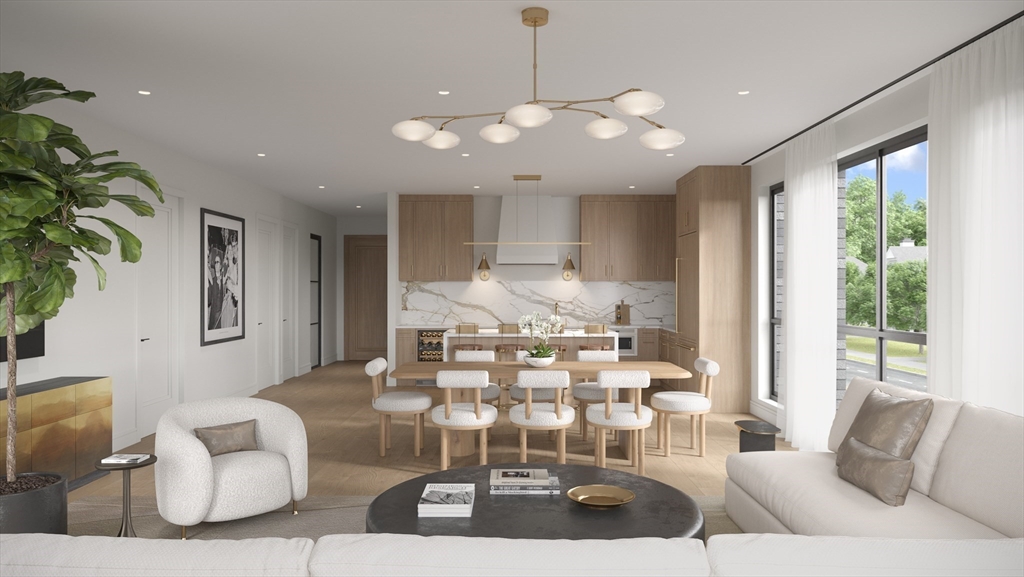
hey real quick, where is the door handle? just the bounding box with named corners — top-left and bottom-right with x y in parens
top-left (259, 322), bottom-right (263, 326)
top-left (140, 338), bottom-right (150, 342)
top-left (283, 319), bottom-right (287, 322)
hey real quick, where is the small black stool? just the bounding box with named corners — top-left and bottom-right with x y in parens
top-left (734, 420), bottom-right (780, 452)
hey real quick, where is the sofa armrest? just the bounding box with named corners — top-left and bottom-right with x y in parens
top-left (254, 402), bottom-right (309, 501)
top-left (154, 415), bottom-right (215, 526)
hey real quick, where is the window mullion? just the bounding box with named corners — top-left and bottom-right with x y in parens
top-left (875, 151), bottom-right (887, 380)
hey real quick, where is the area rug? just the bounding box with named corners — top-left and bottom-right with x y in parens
top-left (69, 494), bottom-right (740, 540)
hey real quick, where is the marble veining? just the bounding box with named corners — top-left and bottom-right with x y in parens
top-left (400, 280), bottom-right (675, 328)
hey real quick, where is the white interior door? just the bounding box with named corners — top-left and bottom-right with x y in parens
top-left (256, 217), bottom-right (280, 390)
top-left (281, 224), bottom-right (297, 380)
top-left (136, 192), bottom-right (180, 438)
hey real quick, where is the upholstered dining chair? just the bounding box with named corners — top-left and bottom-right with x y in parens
top-left (587, 370), bottom-right (653, 476)
top-left (508, 370), bottom-right (575, 464)
top-left (365, 357), bottom-right (431, 458)
top-left (432, 370), bottom-right (498, 471)
top-left (453, 349), bottom-right (502, 405)
top-left (154, 398), bottom-right (307, 539)
top-left (651, 357), bottom-right (719, 458)
top-left (510, 350), bottom-right (560, 402)
top-left (572, 349), bottom-right (620, 440)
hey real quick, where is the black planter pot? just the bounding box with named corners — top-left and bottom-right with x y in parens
top-left (0, 472), bottom-right (68, 534)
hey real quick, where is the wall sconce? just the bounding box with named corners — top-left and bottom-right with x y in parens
top-left (478, 252), bottom-right (491, 281)
top-left (562, 252), bottom-right (575, 281)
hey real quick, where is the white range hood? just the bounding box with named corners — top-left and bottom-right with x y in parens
top-left (494, 194), bottom-right (559, 265)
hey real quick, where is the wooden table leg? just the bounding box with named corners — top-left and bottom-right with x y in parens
top-left (449, 389), bottom-right (476, 457)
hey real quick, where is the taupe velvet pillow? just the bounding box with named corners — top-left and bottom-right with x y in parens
top-left (837, 437), bottom-right (916, 506)
top-left (836, 388), bottom-right (934, 467)
top-left (194, 419), bottom-right (258, 457)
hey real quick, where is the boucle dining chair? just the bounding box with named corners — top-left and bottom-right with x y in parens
top-left (651, 357), bottom-right (719, 458)
top-left (366, 357), bottom-right (431, 457)
top-left (453, 349), bottom-right (502, 405)
top-left (572, 349), bottom-right (620, 441)
top-left (510, 350), bottom-right (560, 402)
top-left (508, 370), bottom-right (575, 464)
top-left (587, 370), bottom-right (653, 476)
top-left (432, 370), bottom-right (499, 471)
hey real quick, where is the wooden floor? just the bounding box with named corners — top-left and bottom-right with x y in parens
top-left (70, 361), bottom-right (792, 502)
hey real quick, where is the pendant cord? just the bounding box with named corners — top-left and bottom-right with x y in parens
top-left (533, 25), bottom-right (538, 102)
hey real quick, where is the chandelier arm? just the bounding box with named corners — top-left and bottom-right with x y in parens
top-left (412, 112), bottom-right (507, 122)
top-left (638, 116), bottom-right (666, 129)
top-left (555, 106), bottom-right (608, 118)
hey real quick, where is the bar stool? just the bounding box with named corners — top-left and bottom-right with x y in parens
top-left (578, 344), bottom-right (611, 351)
top-left (451, 344), bottom-right (483, 352)
top-left (588, 370), bottom-right (653, 475)
top-left (550, 343), bottom-right (568, 361)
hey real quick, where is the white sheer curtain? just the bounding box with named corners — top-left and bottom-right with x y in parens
top-left (928, 19), bottom-right (1024, 416)
top-left (778, 121), bottom-right (838, 451)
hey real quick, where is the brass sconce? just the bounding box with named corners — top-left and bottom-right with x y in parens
top-left (478, 252), bottom-right (491, 281)
top-left (562, 252), bottom-right (575, 281)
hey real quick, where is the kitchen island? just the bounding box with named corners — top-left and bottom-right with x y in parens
top-left (442, 328), bottom-right (618, 360)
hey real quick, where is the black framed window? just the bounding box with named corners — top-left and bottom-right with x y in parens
top-left (839, 126), bottom-right (928, 393)
top-left (310, 234), bottom-right (322, 369)
top-left (770, 182), bottom-right (784, 401)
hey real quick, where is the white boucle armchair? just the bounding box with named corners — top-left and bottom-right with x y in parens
top-left (154, 398), bottom-right (308, 537)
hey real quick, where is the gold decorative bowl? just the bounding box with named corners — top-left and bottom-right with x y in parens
top-left (566, 484), bottom-right (635, 507)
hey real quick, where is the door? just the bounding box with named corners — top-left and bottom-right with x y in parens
top-left (136, 192), bottom-right (180, 438)
top-left (281, 224), bottom-right (297, 380)
top-left (256, 218), bottom-right (280, 389)
top-left (608, 201), bottom-right (638, 280)
top-left (345, 235), bottom-right (387, 360)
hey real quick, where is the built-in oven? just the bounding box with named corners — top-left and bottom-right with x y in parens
top-left (616, 328), bottom-right (637, 356)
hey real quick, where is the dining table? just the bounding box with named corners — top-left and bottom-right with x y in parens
top-left (389, 360), bottom-right (692, 458)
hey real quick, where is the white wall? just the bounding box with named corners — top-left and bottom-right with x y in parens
top-left (336, 214), bottom-right (387, 360)
top-left (1, 102), bottom-right (337, 450)
top-left (748, 73), bottom-right (930, 420)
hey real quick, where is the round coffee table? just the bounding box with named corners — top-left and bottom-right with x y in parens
top-left (366, 463), bottom-right (704, 540)
top-left (94, 455), bottom-right (157, 538)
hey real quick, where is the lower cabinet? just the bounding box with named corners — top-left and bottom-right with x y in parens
top-left (395, 329), bottom-right (418, 387)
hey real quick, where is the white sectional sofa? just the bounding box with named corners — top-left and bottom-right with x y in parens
top-left (2, 532), bottom-right (1022, 576)
top-left (725, 377), bottom-right (1024, 539)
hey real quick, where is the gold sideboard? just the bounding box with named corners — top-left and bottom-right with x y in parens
top-left (0, 377), bottom-right (112, 487)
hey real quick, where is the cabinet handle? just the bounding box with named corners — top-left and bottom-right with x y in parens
top-left (140, 338), bottom-right (150, 342)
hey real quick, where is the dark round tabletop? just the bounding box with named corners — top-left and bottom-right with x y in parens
top-left (734, 420), bottom-right (781, 435)
top-left (366, 463), bottom-right (704, 540)
top-left (94, 455), bottom-right (157, 471)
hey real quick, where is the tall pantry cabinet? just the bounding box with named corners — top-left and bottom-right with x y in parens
top-left (671, 166), bottom-right (751, 413)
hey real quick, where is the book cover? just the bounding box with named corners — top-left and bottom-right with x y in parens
top-left (418, 483), bottom-right (475, 507)
top-left (489, 469), bottom-right (550, 486)
top-left (489, 476), bottom-right (559, 492)
top-left (101, 453), bottom-right (150, 464)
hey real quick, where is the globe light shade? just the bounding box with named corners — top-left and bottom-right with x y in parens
top-left (613, 91), bottom-right (665, 116)
top-left (504, 104), bottom-right (553, 128)
top-left (421, 130), bottom-right (461, 149)
top-left (479, 123), bottom-right (521, 144)
top-left (584, 117), bottom-right (629, 140)
top-left (392, 119), bottom-right (436, 142)
top-left (639, 128), bottom-right (685, 150)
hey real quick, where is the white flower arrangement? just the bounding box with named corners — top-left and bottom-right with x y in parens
top-left (518, 312), bottom-right (564, 358)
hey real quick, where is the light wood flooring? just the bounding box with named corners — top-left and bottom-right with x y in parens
top-left (70, 361), bottom-right (791, 502)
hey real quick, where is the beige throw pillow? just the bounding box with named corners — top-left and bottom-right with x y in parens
top-left (836, 388), bottom-right (933, 467)
top-left (838, 437), bottom-right (916, 506)
top-left (194, 419), bottom-right (258, 457)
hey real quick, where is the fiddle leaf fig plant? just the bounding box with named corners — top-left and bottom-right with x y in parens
top-left (0, 71), bottom-right (163, 484)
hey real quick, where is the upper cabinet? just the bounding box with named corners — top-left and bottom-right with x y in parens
top-left (398, 195), bottom-right (474, 281)
top-left (676, 173), bottom-right (699, 236)
top-left (579, 195), bottom-right (675, 281)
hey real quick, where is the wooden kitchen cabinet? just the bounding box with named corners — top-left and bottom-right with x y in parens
top-left (580, 195), bottom-right (674, 281)
top-left (398, 195), bottom-right (473, 281)
top-left (395, 328), bottom-right (418, 387)
top-left (636, 328), bottom-right (660, 361)
top-left (669, 165), bottom-right (751, 412)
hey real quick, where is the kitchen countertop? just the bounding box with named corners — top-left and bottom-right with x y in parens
top-left (443, 328), bottom-right (619, 338)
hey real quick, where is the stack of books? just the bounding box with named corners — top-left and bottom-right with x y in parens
top-left (100, 454), bottom-right (150, 465)
top-left (489, 468), bottom-right (560, 495)
top-left (417, 483), bottom-right (475, 517)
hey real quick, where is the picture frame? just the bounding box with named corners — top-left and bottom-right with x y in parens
top-left (201, 208), bottom-right (245, 346)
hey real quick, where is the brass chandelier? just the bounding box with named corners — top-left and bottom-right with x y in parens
top-left (391, 7), bottom-right (686, 151)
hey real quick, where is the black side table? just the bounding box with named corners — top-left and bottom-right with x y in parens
top-left (735, 420), bottom-right (780, 452)
top-left (94, 455), bottom-right (157, 537)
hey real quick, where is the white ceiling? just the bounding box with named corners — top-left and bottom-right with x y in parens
top-left (1, 1), bottom-right (1021, 217)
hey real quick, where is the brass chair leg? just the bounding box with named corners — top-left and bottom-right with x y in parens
top-left (293, 499), bottom-right (298, 515)
top-left (181, 526), bottom-right (187, 540)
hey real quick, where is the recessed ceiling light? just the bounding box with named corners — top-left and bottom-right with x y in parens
top-left (628, 185), bottom-right (636, 189)
top-left (461, 153), bottom-right (470, 157)
top-left (438, 91), bottom-right (450, 95)
top-left (473, 185), bottom-right (480, 189)
top-left (356, 205), bottom-right (362, 209)
top-left (738, 91), bottom-right (750, 95)
top-left (318, 185), bottom-right (325, 189)
top-left (257, 153), bottom-right (266, 157)
top-left (137, 90), bottom-right (151, 95)
top-left (666, 153), bottom-right (674, 157)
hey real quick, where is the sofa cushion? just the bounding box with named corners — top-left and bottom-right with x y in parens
top-left (837, 388), bottom-right (933, 464)
top-left (829, 377), bottom-right (963, 495)
top-left (194, 419), bottom-right (258, 456)
top-left (706, 534), bottom-right (1024, 576)
top-left (837, 437), bottom-right (915, 506)
top-left (725, 451), bottom-right (1005, 538)
top-left (929, 403), bottom-right (1024, 538)
top-left (207, 450), bottom-right (293, 522)
top-left (0, 533), bottom-right (313, 576)
top-left (308, 534), bottom-right (711, 576)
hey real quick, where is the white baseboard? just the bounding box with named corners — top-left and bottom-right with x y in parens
top-left (749, 397), bottom-right (778, 424)
top-left (113, 430), bottom-right (141, 452)
top-left (298, 363), bottom-right (312, 376)
top-left (324, 354), bottom-right (339, 365)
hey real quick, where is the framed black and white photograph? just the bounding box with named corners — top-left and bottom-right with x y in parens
top-left (201, 208), bottom-right (245, 346)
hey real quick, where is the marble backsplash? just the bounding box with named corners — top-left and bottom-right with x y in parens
top-left (400, 280), bottom-right (675, 328)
